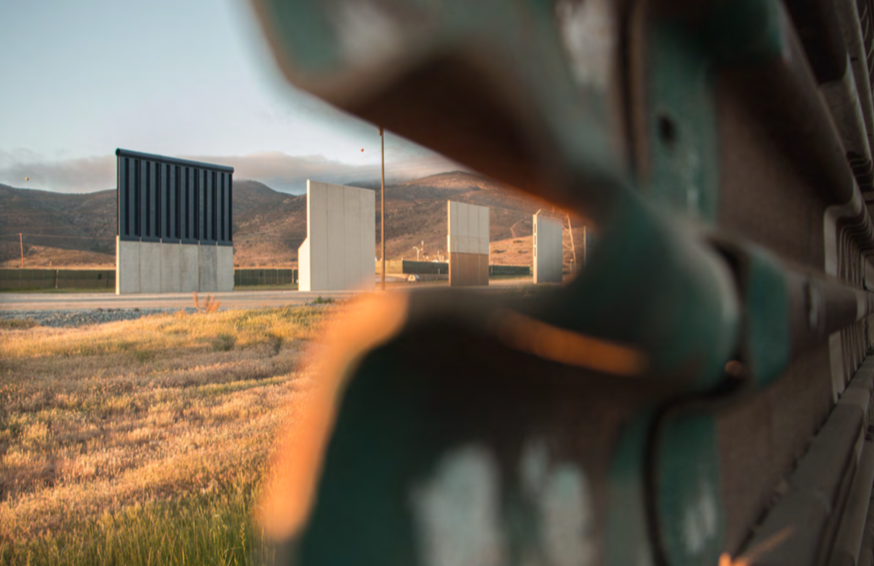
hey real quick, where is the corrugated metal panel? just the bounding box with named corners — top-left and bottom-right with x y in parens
top-left (116, 149), bottom-right (234, 246)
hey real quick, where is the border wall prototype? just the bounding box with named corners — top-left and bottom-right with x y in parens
top-left (447, 201), bottom-right (489, 286)
top-left (298, 180), bottom-right (375, 291)
top-left (116, 149), bottom-right (234, 294)
top-left (533, 212), bottom-right (563, 283)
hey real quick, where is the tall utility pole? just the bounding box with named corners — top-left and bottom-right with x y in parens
top-left (379, 126), bottom-right (386, 290)
top-left (19, 233), bottom-right (24, 269)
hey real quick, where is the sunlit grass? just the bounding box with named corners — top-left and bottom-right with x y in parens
top-left (0, 305), bottom-right (335, 566)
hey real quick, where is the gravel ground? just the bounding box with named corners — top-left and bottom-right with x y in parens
top-left (0, 308), bottom-right (198, 328)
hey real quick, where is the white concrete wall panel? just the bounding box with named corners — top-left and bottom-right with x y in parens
top-left (359, 189), bottom-right (375, 290)
top-left (469, 205), bottom-right (479, 251)
top-left (199, 244), bottom-right (218, 292)
top-left (180, 244), bottom-right (200, 292)
top-left (160, 244), bottom-right (182, 293)
top-left (116, 238), bottom-right (141, 294)
top-left (308, 181), bottom-right (329, 291)
top-left (533, 213), bottom-right (564, 284)
top-left (447, 201), bottom-right (490, 255)
top-left (298, 180), bottom-right (376, 292)
top-left (447, 201), bottom-right (490, 286)
top-left (216, 246), bottom-right (234, 292)
top-left (458, 203), bottom-right (468, 252)
top-left (480, 206), bottom-right (490, 254)
top-left (326, 184), bottom-right (345, 291)
top-left (139, 241), bottom-right (162, 293)
top-left (342, 187), bottom-right (361, 290)
top-left (298, 239), bottom-right (312, 291)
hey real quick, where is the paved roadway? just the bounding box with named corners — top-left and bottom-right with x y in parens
top-left (0, 276), bottom-right (534, 311)
top-left (0, 290), bottom-right (363, 311)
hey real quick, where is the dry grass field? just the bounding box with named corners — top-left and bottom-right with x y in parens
top-left (0, 304), bottom-right (335, 565)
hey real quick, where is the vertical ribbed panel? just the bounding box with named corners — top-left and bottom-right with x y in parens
top-left (114, 149), bottom-right (234, 246)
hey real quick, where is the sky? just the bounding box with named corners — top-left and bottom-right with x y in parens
top-left (0, 0), bottom-right (461, 194)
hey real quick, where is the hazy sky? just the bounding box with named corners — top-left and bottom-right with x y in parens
top-left (0, 0), bottom-right (459, 193)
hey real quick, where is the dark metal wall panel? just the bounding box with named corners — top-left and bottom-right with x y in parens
top-left (196, 169), bottom-right (205, 241)
top-left (205, 170), bottom-right (214, 244)
top-left (184, 167), bottom-right (196, 243)
top-left (118, 157), bottom-right (128, 239)
top-left (115, 149), bottom-right (234, 246)
top-left (211, 172), bottom-right (218, 242)
top-left (228, 176), bottom-right (233, 244)
top-left (139, 159), bottom-right (148, 241)
top-left (218, 172), bottom-right (231, 245)
top-left (165, 165), bottom-right (179, 243)
top-left (129, 159), bottom-right (138, 239)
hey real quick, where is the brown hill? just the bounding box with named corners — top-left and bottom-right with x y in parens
top-left (0, 172), bottom-right (586, 269)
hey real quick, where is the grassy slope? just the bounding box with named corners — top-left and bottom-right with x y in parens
top-left (0, 305), bottom-right (335, 565)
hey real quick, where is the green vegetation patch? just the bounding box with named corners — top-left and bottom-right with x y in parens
top-left (0, 483), bottom-right (273, 566)
top-left (0, 319), bottom-right (38, 330)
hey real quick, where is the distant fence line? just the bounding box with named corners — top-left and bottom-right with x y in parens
top-left (234, 268), bottom-right (297, 286)
top-left (376, 260), bottom-right (530, 276)
top-left (1, 268), bottom-right (298, 290)
top-left (0, 269), bottom-right (116, 289)
top-left (488, 264), bottom-right (531, 276)
top-left (0, 263), bottom-right (528, 289)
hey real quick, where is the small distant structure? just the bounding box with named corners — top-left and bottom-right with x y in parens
top-left (298, 180), bottom-right (375, 291)
top-left (115, 149), bottom-right (234, 294)
top-left (533, 211), bottom-right (563, 283)
top-left (447, 201), bottom-right (489, 286)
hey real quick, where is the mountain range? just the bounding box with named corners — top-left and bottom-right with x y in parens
top-left (0, 171), bottom-right (585, 269)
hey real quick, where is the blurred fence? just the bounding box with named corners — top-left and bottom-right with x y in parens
top-left (1, 268), bottom-right (299, 290)
top-left (0, 269), bottom-right (116, 289)
top-left (376, 260), bottom-right (530, 276)
top-left (234, 268), bottom-right (297, 286)
top-left (488, 264), bottom-right (531, 276)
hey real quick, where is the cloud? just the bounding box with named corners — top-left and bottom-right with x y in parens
top-left (0, 150), bottom-right (467, 194)
top-left (0, 151), bottom-right (116, 194)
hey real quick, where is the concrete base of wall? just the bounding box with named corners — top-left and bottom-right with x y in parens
top-left (199, 244), bottom-right (218, 292)
top-left (116, 237), bottom-right (140, 294)
top-left (180, 244), bottom-right (199, 292)
top-left (216, 246), bottom-right (234, 292)
top-left (161, 244), bottom-right (181, 293)
top-left (449, 252), bottom-right (489, 287)
top-left (140, 242), bottom-right (162, 293)
top-left (116, 240), bottom-right (233, 294)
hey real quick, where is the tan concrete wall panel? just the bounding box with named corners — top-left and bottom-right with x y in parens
top-left (479, 206), bottom-right (490, 254)
top-left (180, 244), bottom-right (200, 292)
top-left (216, 246), bottom-right (234, 292)
top-left (358, 189), bottom-right (375, 290)
top-left (139, 241), bottom-right (162, 293)
top-left (533, 213), bottom-right (563, 284)
top-left (308, 180), bottom-right (329, 291)
top-left (298, 180), bottom-right (376, 291)
top-left (199, 244), bottom-right (217, 292)
top-left (326, 184), bottom-right (345, 291)
top-left (116, 237), bottom-right (140, 294)
top-left (160, 243), bottom-right (182, 293)
top-left (447, 201), bottom-right (490, 286)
